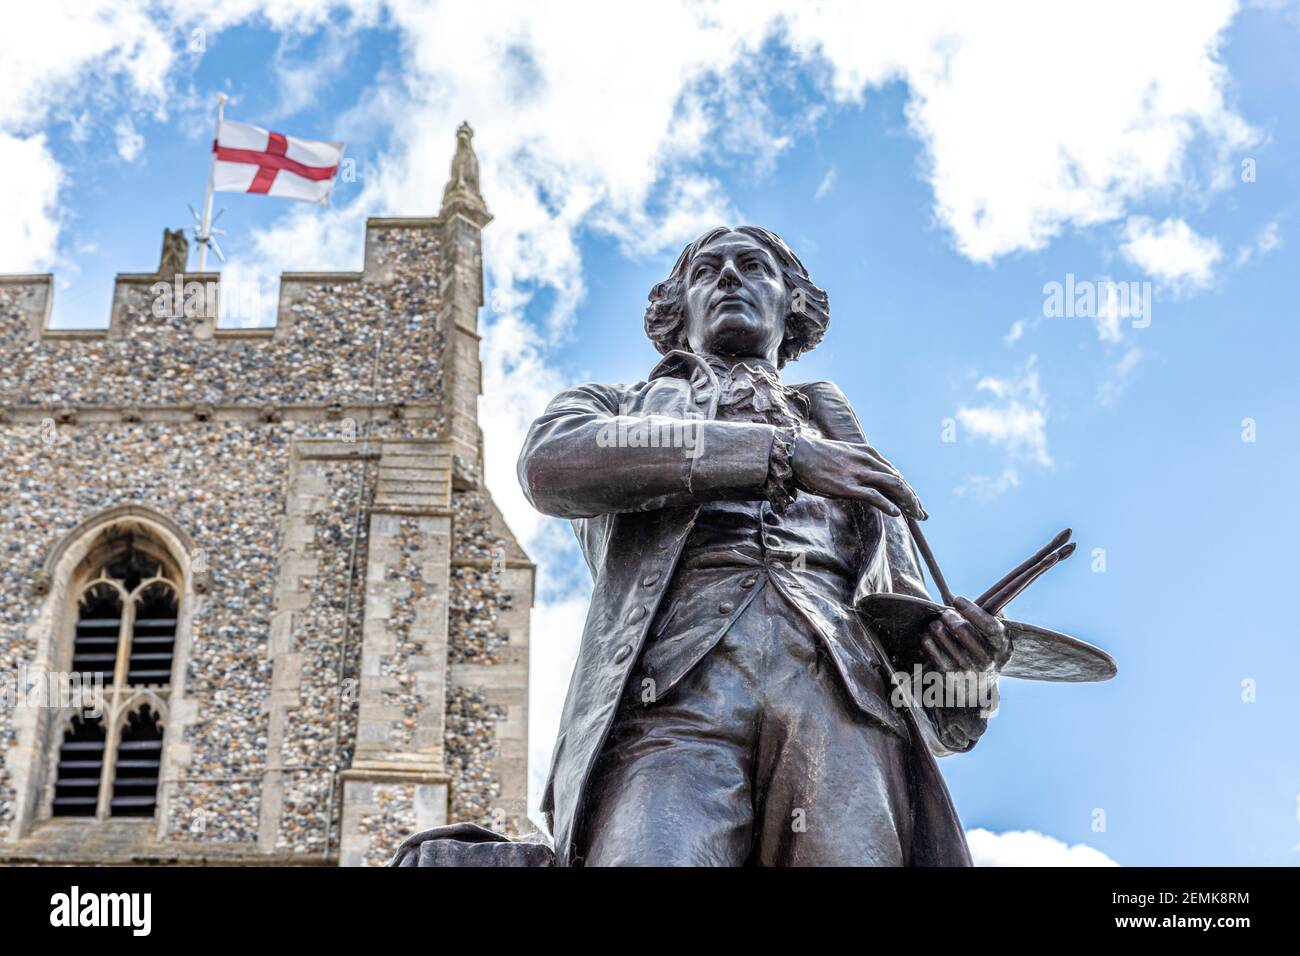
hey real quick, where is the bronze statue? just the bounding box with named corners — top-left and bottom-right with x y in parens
top-left (158, 228), bottom-right (188, 276)
top-left (514, 225), bottom-right (1114, 867)
top-left (390, 224), bottom-right (1114, 867)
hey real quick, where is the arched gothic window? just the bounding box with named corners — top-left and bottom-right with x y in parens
top-left (51, 532), bottom-right (178, 819)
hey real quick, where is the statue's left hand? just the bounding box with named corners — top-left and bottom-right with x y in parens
top-left (920, 596), bottom-right (1009, 675)
top-left (918, 597), bottom-right (1009, 751)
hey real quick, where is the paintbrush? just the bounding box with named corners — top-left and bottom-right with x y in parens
top-left (903, 520), bottom-right (1074, 614)
top-left (975, 528), bottom-right (1072, 607)
top-left (981, 542), bottom-right (1076, 616)
top-left (906, 517), bottom-right (955, 606)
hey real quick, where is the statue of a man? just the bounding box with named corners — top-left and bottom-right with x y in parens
top-left (518, 226), bottom-right (1009, 866)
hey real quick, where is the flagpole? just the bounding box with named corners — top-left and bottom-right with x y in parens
top-left (197, 93), bottom-right (227, 272)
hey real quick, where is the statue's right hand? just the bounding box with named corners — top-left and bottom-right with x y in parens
top-left (790, 434), bottom-right (927, 520)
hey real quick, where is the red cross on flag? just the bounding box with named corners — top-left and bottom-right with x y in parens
top-left (212, 117), bottom-right (345, 204)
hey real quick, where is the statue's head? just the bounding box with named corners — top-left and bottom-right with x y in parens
top-left (645, 226), bottom-right (829, 368)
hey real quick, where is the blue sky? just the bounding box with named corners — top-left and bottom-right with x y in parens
top-left (3, 2), bottom-right (1297, 865)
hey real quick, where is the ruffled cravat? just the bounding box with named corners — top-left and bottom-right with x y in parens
top-left (705, 355), bottom-right (810, 430)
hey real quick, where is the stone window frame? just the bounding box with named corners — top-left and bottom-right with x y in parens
top-left (52, 542), bottom-right (178, 820)
top-left (10, 505), bottom-right (198, 842)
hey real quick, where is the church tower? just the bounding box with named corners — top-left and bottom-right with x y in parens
top-left (0, 125), bottom-right (532, 866)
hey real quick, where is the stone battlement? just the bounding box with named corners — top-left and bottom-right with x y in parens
top-left (0, 215), bottom-right (482, 417)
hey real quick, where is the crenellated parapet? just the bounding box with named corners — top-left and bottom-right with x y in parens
top-left (1, 225), bottom-right (440, 412)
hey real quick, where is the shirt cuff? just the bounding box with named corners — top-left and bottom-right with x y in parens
top-left (763, 427), bottom-right (798, 513)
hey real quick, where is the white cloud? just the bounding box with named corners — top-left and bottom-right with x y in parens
top-left (815, 166), bottom-right (837, 200)
top-left (953, 357), bottom-right (1050, 497)
top-left (266, 22), bottom-right (366, 121)
top-left (1098, 346), bottom-right (1143, 406)
top-left (1256, 220), bottom-right (1281, 254)
top-left (478, 312), bottom-right (572, 551)
top-left (524, 593), bottom-right (588, 822)
top-left (1093, 296), bottom-right (1124, 344)
top-left (113, 117), bottom-right (144, 162)
top-left (0, 3), bottom-right (176, 133)
top-left (1083, 275), bottom-right (1151, 345)
top-left (956, 357), bottom-right (1051, 467)
top-left (67, 112), bottom-right (92, 145)
top-left (0, 133), bottom-right (62, 272)
top-left (967, 828), bottom-right (1119, 866)
top-left (1120, 216), bottom-right (1223, 290)
top-left (1, 1), bottom-right (1257, 275)
top-left (1003, 317), bottom-right (1038, 346)
top-left (1235, 219), bottom-right (1281, 265)
top-left (780, 1), bottom-right (1253, 261)
top-left (956, 468), bottom-right (1022, 499)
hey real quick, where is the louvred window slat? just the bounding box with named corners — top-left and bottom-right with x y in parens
top-left (52, 715), bottom-right (106, 816)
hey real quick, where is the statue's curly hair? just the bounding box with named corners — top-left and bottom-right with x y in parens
top-left (644, 225), bottom-right (829, 367)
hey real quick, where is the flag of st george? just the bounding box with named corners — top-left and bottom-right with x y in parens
top-left (212, 118), bottom-right (344, 204)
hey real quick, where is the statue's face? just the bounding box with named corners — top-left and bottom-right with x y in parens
top-left (682, 231), bottom-right (789, 363)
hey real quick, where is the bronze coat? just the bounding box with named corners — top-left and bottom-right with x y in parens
top-left (518, 350), bottom-right (971, 866)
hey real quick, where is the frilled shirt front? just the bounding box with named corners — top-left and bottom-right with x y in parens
top-left (634, 355), bottom-right (905, 737)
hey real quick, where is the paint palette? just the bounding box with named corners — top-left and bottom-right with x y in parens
top-left (856, 592), bottom-right (1117, 683)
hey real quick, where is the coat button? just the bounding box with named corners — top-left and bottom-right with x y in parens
top-left (642, 572), bottom-right (660, 587)
top-left (613, 644), bottom-right (633, 664)
top-left (766, 536), bottom-right (781, 549)
top-left (694, 392), bottom-right (709, 404)
top-left (627, 606), bottom-right (646, 623)
top-left (718, 602), bottom-right (734, 615)
top-left (740, 576), bottom-right (757, 589)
